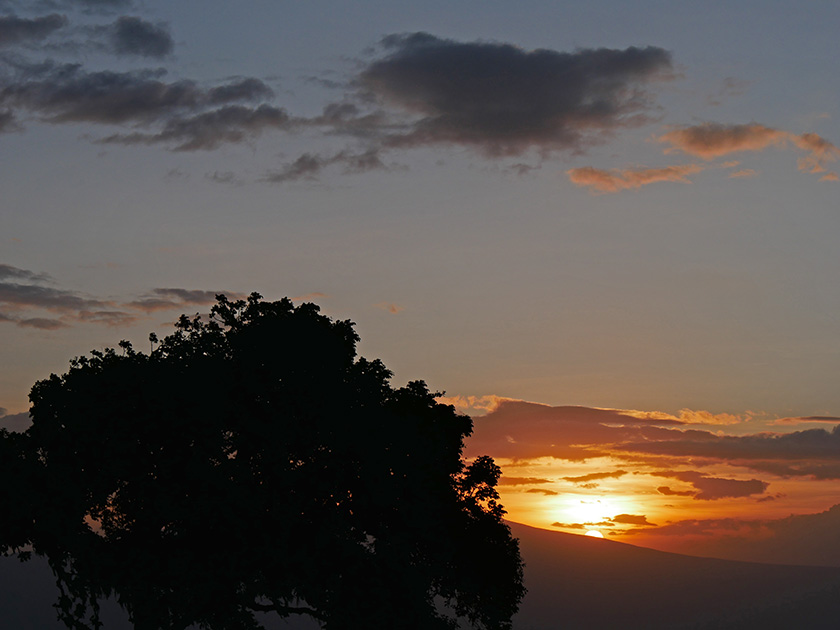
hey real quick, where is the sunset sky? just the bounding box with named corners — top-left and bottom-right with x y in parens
top-left (2, 0), bottom-right (839, 564)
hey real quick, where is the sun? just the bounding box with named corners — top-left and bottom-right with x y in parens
top-left (585, 530), bottom-right (604, 538)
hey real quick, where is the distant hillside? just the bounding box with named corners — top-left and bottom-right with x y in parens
top-left (511, 521), bottom-right (840, 629)
top-left (5, 524), bottom-right (840, 629)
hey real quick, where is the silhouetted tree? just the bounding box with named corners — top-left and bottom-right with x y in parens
top-left (1, 294), bottom-right (525, 630)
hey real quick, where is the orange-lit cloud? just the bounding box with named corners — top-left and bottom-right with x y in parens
top-left (567, 164), bottom-right (704, 193)
top-left (526, 488), bottom-right (559, 496)
top-left (658, 123), bottom-right (839, 176)
top-left (374, 302), bottom-right (403, 314)
top-left (676, 409), bottom-right (744, 425)
top-left (658, 123), bottom-right (788, 159)
top-left (728, 168), bottom-right (758, 178)
top-left (773, 415), bottom-right (840, 425)
top-left (437, 394), bottom-right (520, 416)
top-left (498, 476), bottom-right (553, 486)
top-left (563, 470), bottom-right (628, 484)
top-left (465, 400), bottom-right (682, 461)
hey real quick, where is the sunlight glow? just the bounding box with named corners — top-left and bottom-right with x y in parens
top-left (585, 530), bottom-right (605, 538)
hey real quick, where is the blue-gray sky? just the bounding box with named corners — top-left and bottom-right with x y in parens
top-left (2, 0), bottom-right (839, 422)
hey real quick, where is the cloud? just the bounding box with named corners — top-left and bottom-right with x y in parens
top-left (551, 522), bottom-right (586, 530)
top-left (358, 33), bottom-right (673, 156)
top-left (657, 486), bottom-right (694, 497)
top-left (0, 265), bottom-right (244, 330)
top-left (617, 424), bottom-right (840, 467)
top-left (0, 411), bottom-right (31, 432)
top-left (127, 288), bottom-right (230, 312)
top-left (264, 148), bottom-right (387, 182)
top-left (562, 470), bottom-right (627, 484)
top-left (658, 123), bottom-right (840, 176)
top-left (676, 409), bottom-right (744, 425)
top-left (498, 477), bottom-right (553, 486)
top-left (0, 61), bottom-right (284, 150)
top-left (465, 400), bottom-right (685, 461)
top-left (650, 470), bottom-right (769, 500)
top-left (1, 64), bottom-right (272, 124)
top-left (0, 13), bottom-right (67, 47)
top-left (567, 164), bottom-right (704, 193)
top-left (0, 264), bottom-right (52, 283)
top-left (436, 394), bottom-right (517, 416)
top-left (17, 316), bottom-right (68, 330)
top-left (77, 310), bottom-right (138, 326)
top-left (526, 488), bottom-right (559, 496)
top-left (100, 104), bottom-right (291, 151)
top-left (820, 172), bottom-right (839, 182)
top-left (107, 16), bottom-right (173, 58)
top-left (773, 415), bottom-right (840, 425)
top-left (728, 168), bottom-right (758, 178)
top-left (374, 301), bottom-right (403, 314)
top-left (609, 513), bottom-right (654, 526)
top-left (0, 280), bottom-right (108, 312)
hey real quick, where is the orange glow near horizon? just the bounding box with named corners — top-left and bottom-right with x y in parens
top-left (469, 400), bottom-right (840, 561)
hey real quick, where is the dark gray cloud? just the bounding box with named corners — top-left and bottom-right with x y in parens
top-left (0, 265), bottom-right (239, 330)
top-left (357, 33), bottom-right (673, 156)
top-left (108, 16), bottom-right (172, 58)
top-left (657, 486), bottom-right (694, 497)
top-left (0, 281), bottom-right (108, 311)
top-left (265, 148), bottom-right (386, 182)
top-left (650, 470), bottom-right (769, 501)
top-left (100, 104), bottom-right (291, 151)
top-left (207, 78), bottom-right (274, 105)
top-left (127, 288), bottom-right (234, 312)
top-left (609, 514), bottom-right (654, 526)
top-left (1, 64), bottom-right (274, 124)
top-left (0, 13), bottom-right (67, 47)
top-left (618, 425), bottom-right (840, 463)
top-left (0, 264), bottom-right (52, 283)
top-left (17, 316), bottom-right (69, 329)
top-left (0, 109), bottom-right (15, 131)
top-left (77, 310), bottom-right (137, 326)
top-left (563, 470), bottom-right (627, 484)
top-left (0, 61), bottom-right (283, 149)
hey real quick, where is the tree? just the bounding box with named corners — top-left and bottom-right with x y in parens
top-left (2, 294), bottom-right (525, 630)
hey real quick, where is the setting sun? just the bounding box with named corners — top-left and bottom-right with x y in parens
top-left (585, 530), bottom-right (604, 538)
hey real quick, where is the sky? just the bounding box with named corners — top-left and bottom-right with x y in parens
top-left (2, 0), bottom-right (840, 563)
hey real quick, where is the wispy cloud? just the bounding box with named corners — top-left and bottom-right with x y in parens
top-left (658, 123), bottom-right (839, 179)
top-left (374, 301), bottom-right (403, 314)
top-left (0, 263), bottom-right (243, 330)
top-left (567, 163), bottom-right (705, 193)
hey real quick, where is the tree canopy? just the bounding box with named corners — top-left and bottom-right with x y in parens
top-left (1, 293), bottom-right (525, 630)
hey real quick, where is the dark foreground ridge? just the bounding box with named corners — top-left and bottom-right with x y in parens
top-left (510, 521), bottom-right (840, 630)
top-left (5, 521), bottom-right (840, 629)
